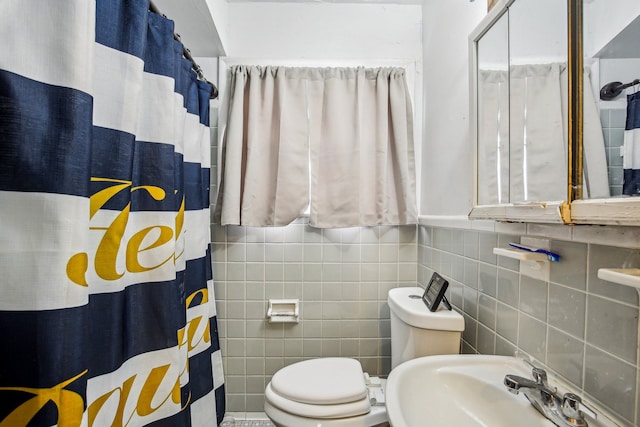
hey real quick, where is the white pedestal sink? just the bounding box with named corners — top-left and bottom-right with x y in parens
top-left (385, 355), bottom-right (618, 427)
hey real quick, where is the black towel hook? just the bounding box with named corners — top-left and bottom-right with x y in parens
top-left (600, 79), bottom-right (640, 101)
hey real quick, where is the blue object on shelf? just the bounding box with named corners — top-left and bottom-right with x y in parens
top-left (508, 243), bottom-right (560, 262)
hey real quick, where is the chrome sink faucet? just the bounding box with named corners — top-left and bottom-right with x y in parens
top-left (504, 367), bottom-right (597, 427)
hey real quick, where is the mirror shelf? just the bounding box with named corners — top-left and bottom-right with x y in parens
top-left (471, 199), bottom-right (640, 226)
top-left (469, 202), bottom-right (567, 224)
top-left (570, 198), bottom-right (640, 226)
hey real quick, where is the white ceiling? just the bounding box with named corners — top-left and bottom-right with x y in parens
top-left (153, 0), bottom-right (225, 56)
top-left (151, 0), bottom-right (422, 57)
top-left (152, 0), bottom-right (424, 57)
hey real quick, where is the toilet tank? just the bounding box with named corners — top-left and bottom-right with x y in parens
top-left (388, 287), bottom-right (465, 369)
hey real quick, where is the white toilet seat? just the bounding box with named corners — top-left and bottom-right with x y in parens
top-left (270, 357), bottom-right (368, 405)
top-left (264, 357), bottom-right (388, 427)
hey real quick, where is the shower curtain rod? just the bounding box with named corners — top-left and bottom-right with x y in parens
top-left (149, 0), bottom-right (219, 100)
top-left (600, 78), bottom-right (639, 101)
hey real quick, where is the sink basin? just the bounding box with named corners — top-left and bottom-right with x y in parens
top-left (385, 355), bottom-right (612, 427)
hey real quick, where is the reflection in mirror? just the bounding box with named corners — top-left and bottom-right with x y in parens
top-left (508, 0), bottom-right (568, 203)
top-left (477, 11), bottom-right (509, 205)
top-left (585, 0), bottom-right (640, 198)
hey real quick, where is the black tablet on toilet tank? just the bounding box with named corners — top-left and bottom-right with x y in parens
top-left (422, 272), bottom-right (450, 312)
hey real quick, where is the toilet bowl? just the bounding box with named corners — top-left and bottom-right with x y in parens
top-left (264, 286), bottom-right (465, 427)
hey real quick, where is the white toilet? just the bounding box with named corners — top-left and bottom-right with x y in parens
top-left (264, 286), bottom-right (465, 427)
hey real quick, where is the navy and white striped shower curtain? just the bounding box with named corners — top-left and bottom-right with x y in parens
top-left (0, 0), bottom-right (225, 425)
top-left (624, 90), bottom-right (640, 195)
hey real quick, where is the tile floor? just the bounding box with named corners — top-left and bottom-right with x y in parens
top-left (220, 413), bottom-right (275, 427)
top-left (220, 421), bottom-right (274, 427)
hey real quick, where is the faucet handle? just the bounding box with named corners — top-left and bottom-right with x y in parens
top-left (532, 367), bottom-right (548, 385)
top-left (520, 358), bottom-right (548, 385)
top-left (562, 393), bottom-right (597, 424)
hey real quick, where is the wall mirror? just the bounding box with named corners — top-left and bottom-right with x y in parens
top-left (570, 0), bottom-right (640, 224)
top-left (470, 0), bottom-right (640, 225)
top-left (470, 0), bottom-right (570, 223)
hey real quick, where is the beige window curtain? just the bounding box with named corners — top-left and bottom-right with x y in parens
top-left (215, 65), bottom-right (417, 228)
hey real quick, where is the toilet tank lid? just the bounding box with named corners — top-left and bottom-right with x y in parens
top-left (270, 358), bottom-right (368, 405)
top-left (388, 287), bottom-right (465, 331)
